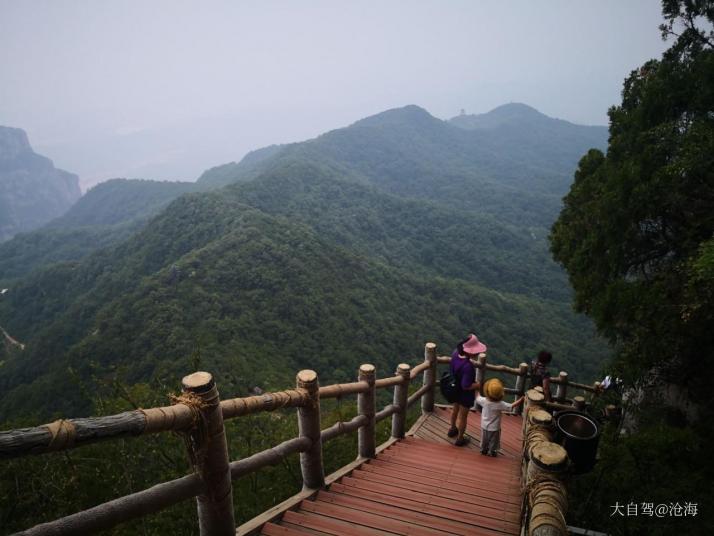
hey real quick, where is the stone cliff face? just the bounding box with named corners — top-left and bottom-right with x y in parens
top-left (0, 126), bottom-right (81, 242)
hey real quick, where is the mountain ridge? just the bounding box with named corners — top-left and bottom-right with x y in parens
top-left (197, 104), bottom-right (608, 220)
top-left (449, 102), bottom-right (607, 130)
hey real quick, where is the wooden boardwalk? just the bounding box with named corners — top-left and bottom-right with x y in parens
top-left (259, 406), bottom-right (524, 535)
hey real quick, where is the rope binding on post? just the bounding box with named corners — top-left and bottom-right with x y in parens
top-left (169, 391), bottom-right (211, 469)
top-left (46, 419), bottom-right (77, 451)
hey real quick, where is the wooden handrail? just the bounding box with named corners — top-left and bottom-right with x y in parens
top-left (407, 383), bottom-right (431, 407)
top-left (487, 363), bottom-right (523, 375)
top-left (320, 414), bottom-right (368, 443)
top-left (230, 436), bottom-right (311, 480)
top-left (437, 354), bottom-right (601, 393)
top-left (16, 471), bottom-right (205, 535)
top-left (375, 403), bottom-right (400, 423)
top-left (409, 360), bottom-right (430, 378)
top-left (437, 354), bottom-right (520, 374)
top-left (0, 405), bottom-right (196, 460)
top-left (4, 340), bottom-right (602, 535)
top-left (221, 388), bottom-right (310, 418)
top-left (2, 346), bottom-right (442, 534)
top-left (374, 374), bottom-right (405, 388)
top-left (318, 380), bottom-right (369, 399)
top-left (1, 389), bottom-right (311, 460)
top-left (1, 353), bottom-right (600, 461)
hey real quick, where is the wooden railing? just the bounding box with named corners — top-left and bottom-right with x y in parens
top-left (0, 343), bottom-right (601, 535)
top-left (437, 353), bottom-right (602, 413)
top-left (522, 390), bottom-right (571, 536)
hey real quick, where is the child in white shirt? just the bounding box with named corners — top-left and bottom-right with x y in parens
top-left (477, 378), bottom-right (524, 456)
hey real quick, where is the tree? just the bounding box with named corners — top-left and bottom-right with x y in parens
top-left (550, 3), bottom-right (714, 533)
top-left (550, 1), bottom-right (714, 391)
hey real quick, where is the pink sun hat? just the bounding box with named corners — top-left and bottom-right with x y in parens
top-left (463, 333), bottom-right (487, 354)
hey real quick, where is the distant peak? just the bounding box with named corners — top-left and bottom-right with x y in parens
top-left (486, 102), bottom-right (544, 117)
top-left (449, 103), bottom-right (562, 131)
top-left (352, 105), bottom-right (439, 128)
top-left (398, 104), bottom-right (432, 115)
top-left (0, 126), bottom-right (32, 159)
top-left (376, 104), bottom-right (432, 117)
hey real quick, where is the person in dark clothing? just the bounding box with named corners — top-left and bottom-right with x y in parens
top-left (447, 333), bottom-right (486, 446)
top-left (530, 350), bottom-right (553, 402)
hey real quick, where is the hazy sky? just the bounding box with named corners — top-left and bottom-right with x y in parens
top-left (1, 1), bottom-right (669, 188)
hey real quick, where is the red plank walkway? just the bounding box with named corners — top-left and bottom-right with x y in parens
top-left (259, 406), bottom-right (524, 535)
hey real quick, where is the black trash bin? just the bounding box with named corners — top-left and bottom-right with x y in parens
top-left (554, 410), bottom-right (600, 474)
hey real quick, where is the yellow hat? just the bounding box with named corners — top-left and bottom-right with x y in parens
top-left (484, 378), bottom-right (504, 401)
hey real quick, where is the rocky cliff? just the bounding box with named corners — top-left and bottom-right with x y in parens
top-left (0, 126), bottom-right (81, 242)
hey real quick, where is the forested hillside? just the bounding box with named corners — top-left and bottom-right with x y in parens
top-left (0, 178), bottom-right (200, 282)
top-left (198, 104), bottom-right (607, 226)
top-left (0, 173), bottom-right (601, 420)
top-left (0, 104), bottom-right (607, 421)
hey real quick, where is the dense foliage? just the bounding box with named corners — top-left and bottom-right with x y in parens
top-left (550, 2), bottom-right (714, 533)
top-left (53, 179), bottom-right (200, 229)
top-left (551, 5), bottom-right (714, 390)
top-left (0, 179), bottom-right (201, 283)
top-left (197, 144), bottom-right (285, 187)
top-left (0, 183), bottom-right (601, 420)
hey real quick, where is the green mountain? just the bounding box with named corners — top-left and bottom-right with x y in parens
top-left (198, 104), bottom-right (607, 226)
top-left (449, 103), bottom-right (609, 191)
top-left (0, 183), bottom-right (599, 419)
top-left (0, 104), bottom-right (606, 421)
top-left (53, 178), bottom-right (199, 228)
top-left (0, 178), bottom-right (200, 283)
top-left (197, 144), bottom-right (285, 187)
top-left (224, 165), bottom-right (566, 301)
top-left (0, 126), bottom-right (81, 242)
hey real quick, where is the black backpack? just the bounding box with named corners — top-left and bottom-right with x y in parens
top-left (440, 370), bottom-right (460, 403)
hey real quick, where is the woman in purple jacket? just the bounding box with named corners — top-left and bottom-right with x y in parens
top-left (447, 333), bottom-right (487, 446)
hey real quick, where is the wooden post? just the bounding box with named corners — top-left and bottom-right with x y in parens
top-left (475, 353), bottom-right (487, 386)
top-left (391, 363), bottom-right (411, 439)
top-left (514, 362), bottom-right (529, 415)
top-left (421, 343), bottom-right (437, 414)
top-left (527, 443), bottom-right (569, 536)
top-left (526, 389), bottom-right (545, 410)
top-left (525, 409), bottom-right (554, 461)
top-left (573, 396), bottom-right (585, 411)
top-left (554, 371), bottom-right (568, 402)
top-left (181, 372), bottom-right (235, 536)
top-left (471, 353), bottom-right (487, 410)
top-left (296, 369), bottom-right (324, 489)
top-left (605, 404), bottom-right (621, 423)
top-left (529, 409), bottom-right (553, 426)
top-left (524, 388), bottom-right (545, 436)
top-left (357, 364), bottom-right (376, 458)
